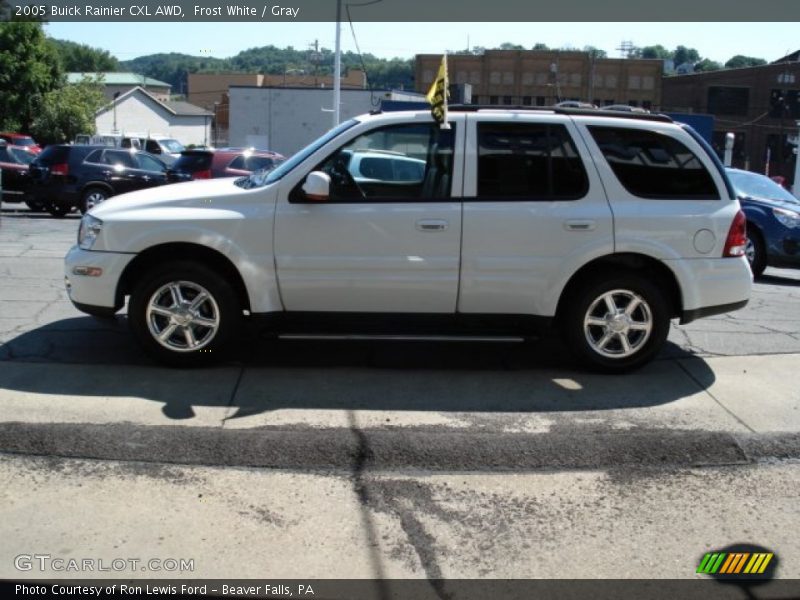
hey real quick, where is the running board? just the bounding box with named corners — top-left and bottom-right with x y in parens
top-left (277, 334), bottom-right (526, 343)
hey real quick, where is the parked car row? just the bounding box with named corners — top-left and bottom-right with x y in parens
top-left (2, 142), bottom-right (284, 217)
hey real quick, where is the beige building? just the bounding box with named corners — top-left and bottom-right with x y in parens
top-left (188, 70), bottom-right (367, 146)
top-left (416, 50), bottom-right (663, 110)
top-left (188, 70), bottom-right (367, 110)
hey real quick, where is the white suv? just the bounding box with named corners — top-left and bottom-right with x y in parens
top-left (64, 107), bottom-right (752, 372)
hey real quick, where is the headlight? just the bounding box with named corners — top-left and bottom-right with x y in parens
top-left (78, 215), bottom-right (103, 250)
top-left (773, 208), bottom-right (800, 229)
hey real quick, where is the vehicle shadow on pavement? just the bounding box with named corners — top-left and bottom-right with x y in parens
top-left (0, 316), bottom-right (716, 419)
top-left (756, 273), bottom-right (800, 288)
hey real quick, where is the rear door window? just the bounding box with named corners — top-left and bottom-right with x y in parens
top-left (476, 122), bottom-right (589, 200)
top-left (588, 126), bottom-right (720, 199)
top-left (104, 150), bottom-right (136, 168)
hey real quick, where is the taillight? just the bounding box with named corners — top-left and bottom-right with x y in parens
top-left (723, 210), bottom-right (747, 257)
top-left (50, 163), bottom-right (69, 176)
top-left (193, 169), bottom-right (212, 179)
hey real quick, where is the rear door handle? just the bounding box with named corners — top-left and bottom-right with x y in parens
top-left (564, 219), bottom-right (596, 231)
top-left (416, 219), bottom-right (448, 231)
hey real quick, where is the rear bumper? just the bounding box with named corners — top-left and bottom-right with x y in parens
top-left (29, 182), bottom-right (80, 207)
top-left (664, 256), bottom-right (752, 323)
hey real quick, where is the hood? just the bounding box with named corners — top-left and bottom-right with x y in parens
top-left (740, 194), bottom-right (800, 213)
top-left (90, 177), bottom-right (251, 219)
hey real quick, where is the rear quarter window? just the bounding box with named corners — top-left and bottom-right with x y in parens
top-left (35, 146), bottom-right (70, 165)
top-left (588, 126), bottom-right (720, 199)
top-left (174, 153), bottom-right (212, 172)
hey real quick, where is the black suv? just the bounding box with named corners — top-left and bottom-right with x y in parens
top-left (28, 145), bottom-right (171, 217)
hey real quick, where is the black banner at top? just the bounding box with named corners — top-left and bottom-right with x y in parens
top-left (3, 0), bottom-right (800, 22)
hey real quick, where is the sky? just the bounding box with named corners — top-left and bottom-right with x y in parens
top-left (44, 22), bottom-right (799, 65)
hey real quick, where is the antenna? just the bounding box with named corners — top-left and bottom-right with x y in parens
top-left (616, 41), bottom-right (635, 58)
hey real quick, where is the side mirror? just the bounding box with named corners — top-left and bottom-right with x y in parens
top-left (302, 171), bottom-right (331, 202)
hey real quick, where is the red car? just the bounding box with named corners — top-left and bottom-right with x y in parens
top-left (168, 147), bottom-right (285, 181)
top-left (0, 132), bottom-right (42, 154)
top-left (0, 140), bottom-right (36, 205)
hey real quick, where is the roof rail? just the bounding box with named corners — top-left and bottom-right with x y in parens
top-left (446, 104), bottom-right (674, 123)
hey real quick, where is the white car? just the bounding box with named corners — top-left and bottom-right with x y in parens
top-left (65, 107), bottom-right (752, 372)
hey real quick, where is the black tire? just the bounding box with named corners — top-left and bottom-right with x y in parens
top-left (561, 272), bottom-right (671, 373)
top-left (128, 261), bottom-right (242, 367)
top-left (47, 203), bottom-right (71, 218)
top-left (745, 226), bottom-right (767, 278)
top-left (25, 198), bottom-right (47, 212)
top-left (80, 187), bottom-right (110, 214)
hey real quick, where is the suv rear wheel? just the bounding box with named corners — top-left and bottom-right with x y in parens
top-left (129, 261), bottom-right (242, 366)
top-left (562, 273), bottom-right (670, 373)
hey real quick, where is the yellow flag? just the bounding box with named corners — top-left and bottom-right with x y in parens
top-left (425, 54), bottom-right (450, 128)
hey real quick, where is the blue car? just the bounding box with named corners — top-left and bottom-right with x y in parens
top-left (726, 168), bottom-right (800, 276)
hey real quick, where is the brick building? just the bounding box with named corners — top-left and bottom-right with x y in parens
top-left (415, 50), bottom-right (663, 110)
top-left (662, 52), bottom-right (800, 182)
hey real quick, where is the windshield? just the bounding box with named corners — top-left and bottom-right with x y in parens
top-left (726, 169), bottom-right (799, 205)
top-left (160, 139), bottom-right (185, 153)
top-left (236, 119), bottom-right (358, 189)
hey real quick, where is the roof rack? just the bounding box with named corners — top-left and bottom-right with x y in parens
top-left (446, 104), bottom-right (673, 123)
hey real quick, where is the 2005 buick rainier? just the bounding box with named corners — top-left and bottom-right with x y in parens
top-left (64, 106), bottom-right (752, 372)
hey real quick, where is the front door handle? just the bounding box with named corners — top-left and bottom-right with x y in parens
top-left (564, 219), bottom-right (596, 231)
top-left (416, 219), bottom-right (449, 232)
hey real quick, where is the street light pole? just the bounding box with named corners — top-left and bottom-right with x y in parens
top-left (333, 0), bottom-right (341, 127)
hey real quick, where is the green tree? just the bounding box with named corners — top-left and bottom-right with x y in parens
top-left (49, 39), bottom-right (119, 72)
top-left (0, 21), bottom-right (62, 131)
top-left (724, 55), bottom-right (767, 69)
top-left (30, 77), bottom-right (105, 145)
top-left (532, 43), bottom-right (549, 51)
top-left (693, 58), bottom-right (723, 72)
top-left (673, 45), bottom-right (700, 66)
top-left (639, 45), bottom-right (671, 59)
top-left (583, 46), bottom-right (607, 59)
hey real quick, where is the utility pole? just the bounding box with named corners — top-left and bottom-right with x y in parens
top-left (616, 41), bottom-right (635, 59)
top-left (333, 0), bottom-right (341, 127)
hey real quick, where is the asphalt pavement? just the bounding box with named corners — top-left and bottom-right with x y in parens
top-left (1, 205), bottom-right (799, 585)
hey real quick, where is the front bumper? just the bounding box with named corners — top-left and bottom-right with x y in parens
top-left (64, 246), bottom-right (135, 313)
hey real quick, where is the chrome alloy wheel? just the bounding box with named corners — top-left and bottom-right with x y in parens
top-left (145, 281), bottom-right (220, 352)
top-left (745, 237), bottom-right (755, 264)
top-left (583, 289), bottom-right (653, 358)
top-left (84, 190), bottom-right (107, 210)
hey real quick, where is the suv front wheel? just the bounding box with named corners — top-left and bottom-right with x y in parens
top-left (129, 261), bottom-right (242, 366)
top-left (562, 273), bottom-right (670, 373)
